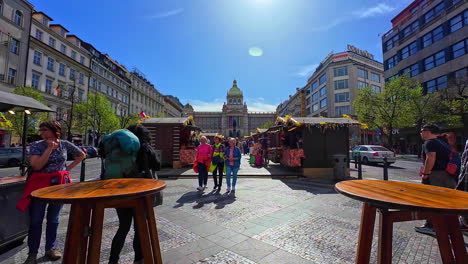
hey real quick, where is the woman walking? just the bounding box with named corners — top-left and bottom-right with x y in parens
top-left (224, 138), bottom-right (241, 192)
top-left (210, 135), bottom-right (225, 191)
top-left (195, 136), bottom-right (211, 191)
top-left (18, 121), bottom-right (85, 264)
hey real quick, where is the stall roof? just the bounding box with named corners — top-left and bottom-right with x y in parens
top-left (143, 117), bottom-right (190, 124)
top-left (294, 117), bottom-right (360, 125)
top-left (201, 132), bottom-right (218, 136)
top-left (0, 90), bottom-right (54, 112)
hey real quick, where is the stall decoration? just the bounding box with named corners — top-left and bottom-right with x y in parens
top-left (280, 148), bottom-right (304, 167)
top-left (180, 148), bottom-right (197, 163)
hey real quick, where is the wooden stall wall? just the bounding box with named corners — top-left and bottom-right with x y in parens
top-left (144, 123), bottom-right (176, 167)
top-left (302, 127), bottom-right (349, 168)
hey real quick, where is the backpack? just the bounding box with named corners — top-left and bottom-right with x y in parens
top-left (436, 139), bottom-right (461, 177)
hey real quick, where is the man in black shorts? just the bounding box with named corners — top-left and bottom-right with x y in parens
top-left (415, 124), bottom-right (455, 235)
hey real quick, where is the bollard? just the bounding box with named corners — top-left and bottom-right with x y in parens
top-left (354, 153), bottom-right (358, 169)
top-left (357, 154), bottom-right (362, 180)
top-left (383, 157), bottom-right (388, 181)
top-left (80, 158), bottom-right (86, 182)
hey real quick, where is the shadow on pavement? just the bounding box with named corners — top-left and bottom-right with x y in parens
top-left (174, 190), bottom-right (237, 210)
top-left (276, 178), bottom-right (338, 195)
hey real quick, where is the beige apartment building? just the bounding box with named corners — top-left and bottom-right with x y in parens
top-left (129, 69), bottom-right (165, 117)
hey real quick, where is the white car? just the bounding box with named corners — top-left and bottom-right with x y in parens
top-left (349, 145), bottom-right (396, 165)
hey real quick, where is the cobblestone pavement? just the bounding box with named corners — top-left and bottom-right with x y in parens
top-left (2, 176), bottom-right (466, 263)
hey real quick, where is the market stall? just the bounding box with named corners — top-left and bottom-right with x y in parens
top-left (0, 90), bottom-right (54, 251)
top-left (269, 116), bottom-right (360, 178)
top-left (142, 116), bottom-right (201, 168)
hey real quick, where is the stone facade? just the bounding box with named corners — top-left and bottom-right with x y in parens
top-left (185, 80), bottom-right (276, 137)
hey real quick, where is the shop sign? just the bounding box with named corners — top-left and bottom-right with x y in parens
top-left (347, 44), bottom-right (375, 60)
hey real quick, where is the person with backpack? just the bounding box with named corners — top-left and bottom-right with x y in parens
top-left (100, 125), bottom-right (162, 264)
top-left (415, 124), bottom-right (459, 235)
top-left (457, 139), bottom-right (468, 231)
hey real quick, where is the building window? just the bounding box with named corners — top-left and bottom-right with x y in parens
top-left (106, 85), bottom-right (109, 94)
top-left (35, 29), bottom-right (42, 41)
top-left (450, 13), bottom-right (463, 32)
top-left (319, 74), bottom-right (327, 85)
top-left (384, 34), bottom-right (399, 51)
top-left (319, 86), bottom-right (327, 97)
top-left (9, 38), bottom-right (19, 54)
top-left (335, 106), bottom-right (350, 116)
top-left (56, 84), bottom-right (64, 97)
top-left (79, 73), bottom-right (84, 84)
top-left (426, 75), bottom-right (448, 93)
top-left (69, 69), bottom-right (75, 80)
top-left (358, 81), bottom-right (368, 89)
top-left (312, 92), bottom-right (319, 102)
top-left (333, 66), bottom-right (348, 77)
top-left (91, 78), bottom-right (96, 87)
top-left (371, 72), bottom-right (380, 83)
top-left (60, 44), bottom-right (66, 54)
top-left (402, 20), bottom-right (419, 39)
top-left (31, 74), bottom-right (40, 89)
top-left (320, 98), bottom-right (327, 108)
top-left (48, 37), bottom-right (56, 48)
top-left (8, 68), bottom-right (16, 84)
top-left (47, 57), bottom-right (54, 71)
top-left (80, 56), bottom-right (85, 64)
top-left (424, 50), bottom-right (445, 71)
top-left (306, 86), bottom-right (311, 95)
top-left (422, 26), bottom-right (444, 48)
top-left (334, 79), bottom-right (348, 90)
top-left (42, 16), bottom-right (48, 25)
top-left (71, 51), bottom-right (76, 60)
top-left (98, 81), bottom-right (102, 91)
top-left (45, 79), bottom-right (53, 94)
top-left (13, 10), bottom-right (22, 26)
top-left (78, 90), bottom-right (83, 102)
top-left (312, 104), bottom-right (319, 112)
top-left (386, 55), bottom-right (399, 69)
top-left (358, 68), bottom-right (368, 79)
top-left (403, 63), bottom-right (420, 77)
top-left (312, 81), bottom-right (318, 91)
top-left (424, 2), bottom-right (445, 23)
top-left (335, 92), bottom-right (350, 103)
top-left (401, 41), bottom-right (418, 59)
top-left (33, 51), bottom-right (42, 65)
top-left (452, 39), bottom-right (467, 58)
top-left (371, 85), bottom-right (381, 93)
top-left (59, 63), bottom-right (65, 76)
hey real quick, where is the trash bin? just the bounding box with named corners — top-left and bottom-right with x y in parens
top-left (332, 154), bottom-right (347, 180)
top-left (0, 177), bottom-right (29, 251)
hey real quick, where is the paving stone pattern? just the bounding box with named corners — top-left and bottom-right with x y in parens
top-left (1, 176), bottom-right (459, 264)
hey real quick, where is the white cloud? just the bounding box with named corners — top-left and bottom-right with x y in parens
top-left (148, 8), bottom-right (183, 19)
top-left (296, 64), bottom-right (319, 77)
top-left (356, 3), bottom-right (396, 18)
top-left (309, 18), bottom-right (347, 32)
top-left (182, 98), bottom-right (277, 112)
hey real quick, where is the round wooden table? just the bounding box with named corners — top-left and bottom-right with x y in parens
top-left (31, 178), bottom-right (166, 264)
top-left (335, 180), bottom-right (468, 264)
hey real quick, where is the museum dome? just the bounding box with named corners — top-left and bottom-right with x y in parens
top-left (228, 80), bottom-right (243, 96)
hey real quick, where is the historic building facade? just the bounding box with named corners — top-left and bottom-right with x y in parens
top-left (185, 80), bottom-right (276, 137)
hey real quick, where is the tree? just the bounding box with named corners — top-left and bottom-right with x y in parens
top-left (118, 113), bottom-right (140, 129)
top-left (438, 70), bottom-right (468, 136)
top-left (8, 87), bottom-right (47, 141)
top-left (353, 75), bottom-right (418, 146)
top-left (75, 93), bottom-right (118, 143)
top-left (259, 121), bottom-right (274, 129)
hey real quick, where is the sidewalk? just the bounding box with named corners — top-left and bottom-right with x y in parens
top-left (1, 176), bottom-right (459, 264)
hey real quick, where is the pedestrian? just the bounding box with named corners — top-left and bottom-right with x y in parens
top-left (261, 135), bottom-right (269, 165)
top-left (249, 142), bottom-right (255, 165)
top-left (194, 136), bottom-right (211, 191)
top-left (18, 121), bottom-right (85, 264)
top-left (254, 140), bottom-right (263, 167)
top-left (415, 124), bottom-right (456, 235)
top-left (210, 135), bottom-right (225, 191)
top-left (456, 139), bottom-right (468, 230)
top-left (224, 137), bottom-right (241, 193)
top-left (102, 125), bottom-right (162, 264)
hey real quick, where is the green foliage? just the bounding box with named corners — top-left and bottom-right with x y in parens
top-left (118, 113), bottom-right (140, 129)
top-left (259, 121), bottom-right (274, 129)
top-left (75, 93), bottom-right (119, 135)
top-left (8, 87), bottom-right (47, 140)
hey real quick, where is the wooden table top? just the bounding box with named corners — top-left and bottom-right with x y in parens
top-left (31, 179), bottom-right (166, 204)
top-left (0, 176), bottom-right (26, 186)
top-left (335, 180), bottom-right (468, 214)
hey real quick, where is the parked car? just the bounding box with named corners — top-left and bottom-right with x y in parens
top-left (349, 145), bottom-right (396, 165)
top-left (84, 146), bottom-right (98, 158)
top-left (0, 147), bottom-right (29, 167)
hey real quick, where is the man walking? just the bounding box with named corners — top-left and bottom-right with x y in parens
top-left (415, 124), bottom-right (455, 235)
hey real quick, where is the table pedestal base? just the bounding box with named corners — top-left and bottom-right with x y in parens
top-left (356, 202), bottom-right (467, 264)
top-left (63, 195), bottom-right (162, 264)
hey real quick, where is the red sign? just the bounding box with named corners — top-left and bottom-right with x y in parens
top-left (333, 54), bottom-right (348, 59)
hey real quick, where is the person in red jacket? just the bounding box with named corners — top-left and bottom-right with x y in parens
top-left (21, 121), bottom-right (85, 264)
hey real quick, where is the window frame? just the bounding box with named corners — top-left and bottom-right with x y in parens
top-left (58, 63), bottom-right (66, 76)
top-left (48, 37), bottom-right (56, 48)
top-left (13, 10), bottom-right (23, 26)
top-left (47, 57), bottom-right (55, 71)
top-left (319, 86), bottom-right (327, 97)
top-left (452, 39), bottom-right (467, 58)
top-left (335, 92), bottom-right (350, 103)
top-left (35, 29), bottom-right (42, 41)
top-left (33, 51), bottom-right (42, 65)
top-left (333, 66), bottom-right (348, 77)
top-left (334, 79), bottom-right (348, 90)
top-left (8, 68), bottom-right (16, 84)
top-left (9, 38), bottom-right (19, 54)
top-left (319, 98), bottom-right (327, 108)
top-left (31, 74), bottom-right (40, 89)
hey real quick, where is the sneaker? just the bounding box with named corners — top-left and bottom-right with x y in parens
top-left (213, 185), bottom-right (218, 190)
top-left (23, 254), bottom-right (37, 264)
top-left (203, 185), bottom-right (207, 189)
top-left (226, 187), bottom-right (231, 192)
top-left (197, 186), bottom-right (203, 191)
top-left (45, 248), bottom-right (62, 261)
top-left (415, 225), bottom-right (435, 236)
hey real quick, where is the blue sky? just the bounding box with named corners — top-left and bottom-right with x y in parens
top-left (30, 0), bottom-right (413, 112)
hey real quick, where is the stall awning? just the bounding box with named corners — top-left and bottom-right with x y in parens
top-left (0, 90), bottom-right (54, 112)
top-left (293, 117), bottom-right (360, 125)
